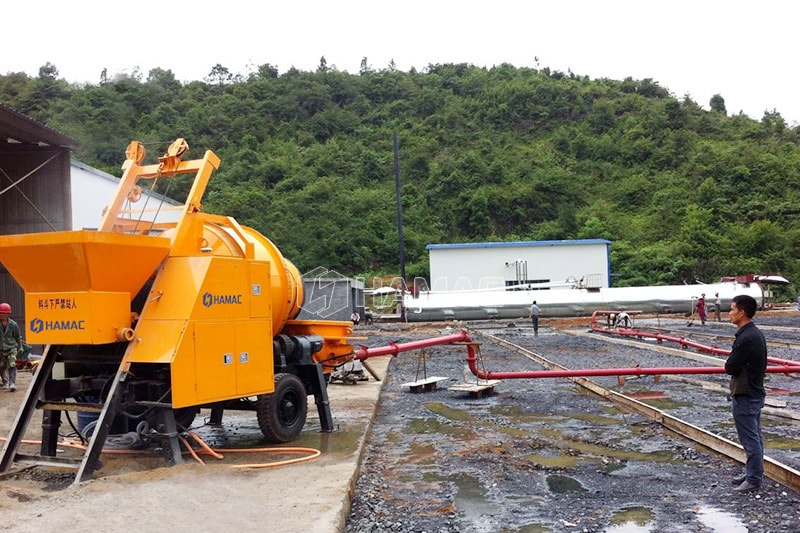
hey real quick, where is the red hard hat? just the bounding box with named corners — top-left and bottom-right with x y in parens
top-left (0, 303), bottom-right (11, 313)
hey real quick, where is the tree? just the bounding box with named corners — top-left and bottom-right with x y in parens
top-left (38, 62), bottom-right (59, 80)
top-left (710, 94), bottom-right (726, 113)
top-left (147, 68), bottom-right (180, 91)
top-left (255, 63), bottom-right (279, 79)
top-left (205, 64), bottom-right (234, 85)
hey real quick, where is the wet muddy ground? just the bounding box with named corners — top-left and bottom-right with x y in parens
top-left (346, 317), bottom-right (800, 532)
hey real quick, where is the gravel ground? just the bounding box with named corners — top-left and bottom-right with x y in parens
top-left (346, 316), bottom-right (800, 533)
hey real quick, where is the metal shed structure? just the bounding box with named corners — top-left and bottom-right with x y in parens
top-left (296, 277), bottom-right (365, 322)
top-left (0, 103), bottom-right (80, 329)
top-left (425, 239), bottom-right (612, 293)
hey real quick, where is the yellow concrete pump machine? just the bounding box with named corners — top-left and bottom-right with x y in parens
top-left (0, 139), bottom-right (355, 481)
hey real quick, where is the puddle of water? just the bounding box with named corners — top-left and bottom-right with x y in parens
top-left (626, 391), bottom-right (669, 400)
top-left (636, 398), bottom-right (693, 410)
top-left (546, 474), bottom-right (587, 493)
top-left (604, 522), bottom-right (653, 532)
top-left (186, 418), bottom-right (363, 466)
top-left (763, 417), bottom-right (800, 428)
top-left (524, 452), bottom-right (582, 469)
top-left (523, 426), bottom-right (683, 472)
top-left (763, 433), bottom-right (800, 451)
top-left (489, 405), bottom-right (620, 429)
top-left (537, 428), bottom-right (675, 463)
top-left (601, 460), bottom-right (628, 473)
top-left (192, 415), bottom-right (360, 455)
top-left (490, 403), bottom-right (565, 424)
top-left (695, 505), bottom-right (748, 532)
top-left (497, 425), bottom-right (532, 438)
top-left (506, 493), bottom-right (548, 506)
top-left (406, 417), bottom-right (475, 439)
top-left (421, 470), bottom-right (441, 483)
top-left (384, 429), bottom-right (401, 443)
top-left (511, 524), bottom-right (550, 533)
top-left (451, 472), bottom-right (501, 532)
top-left (290, 427), bottom-right (362, 455)
top-left (605, 506), bottom-right (654, 532)
top-left (424, 401), bottom-right (474, 422)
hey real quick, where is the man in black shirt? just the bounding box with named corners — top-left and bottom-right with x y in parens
top-left (724, 294), bottom-right (767, 493)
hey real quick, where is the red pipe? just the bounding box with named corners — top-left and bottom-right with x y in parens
top-left (598, 326), bottom-right (732, 356)
top-left (590, 310), bottom-right (800, 368)
top-left (355, 331), bottom-right (471, 360)
top-left (590, 310), bottom-right (733, 354)
top-left (353, 326), bottom-right (800, 381)
top-left (465, 343), bottom-right (800, 379)
top-left (766, 356), bottom-right (800, 367)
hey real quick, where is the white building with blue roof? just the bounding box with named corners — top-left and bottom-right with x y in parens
top-left (425, 239), bottom-right (612, 293)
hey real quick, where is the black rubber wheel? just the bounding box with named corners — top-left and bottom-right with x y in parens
top-left (256, 373), bottom-right (308, 443)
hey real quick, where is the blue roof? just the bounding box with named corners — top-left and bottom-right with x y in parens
top-left (426, 239), bottom-right (612, 250)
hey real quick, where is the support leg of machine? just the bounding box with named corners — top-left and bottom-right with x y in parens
top-left (209, 405), bottom-right (224, 425)
top-left (40, 409), bottom-right (62, 457)
top-left (0, 345), bottom-right (56, 473)
top-left (153, 408), bottom-right (184, 467)
top-left (74, 368), bottom-right (127, 483)
top-left (307, 364), bottom-right (334, 432)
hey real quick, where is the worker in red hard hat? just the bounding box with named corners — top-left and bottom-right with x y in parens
top-left (0, 302), bottom-right (22, 391)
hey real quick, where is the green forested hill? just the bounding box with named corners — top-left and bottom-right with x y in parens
top-left (2, 62), bottom-right (799, 298)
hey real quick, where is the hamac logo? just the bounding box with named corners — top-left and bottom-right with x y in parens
top-left (29, 317), bottom-right (85, 332)
top-left (202, 292), bottom-right (243, 307)
top-left (30, 318), bottom-right (43, 333)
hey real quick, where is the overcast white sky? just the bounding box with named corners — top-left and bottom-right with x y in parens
top-left (4, 1), bottom-right (798, 124)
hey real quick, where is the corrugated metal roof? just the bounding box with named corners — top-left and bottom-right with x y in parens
top-left (0, 103), bottom-right (80, 149)
top-left (426, 239), bottom-right (612, 250)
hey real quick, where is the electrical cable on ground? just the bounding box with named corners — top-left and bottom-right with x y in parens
top-left (0, 433), bottom-right (322, 470)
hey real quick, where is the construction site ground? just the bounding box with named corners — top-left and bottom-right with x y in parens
top-left (0, 354), bottom-right (392, 533)
top-left (2, 312), bottom-right (800, 532)
top-left (347, 314), bottom-right (800, 533)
